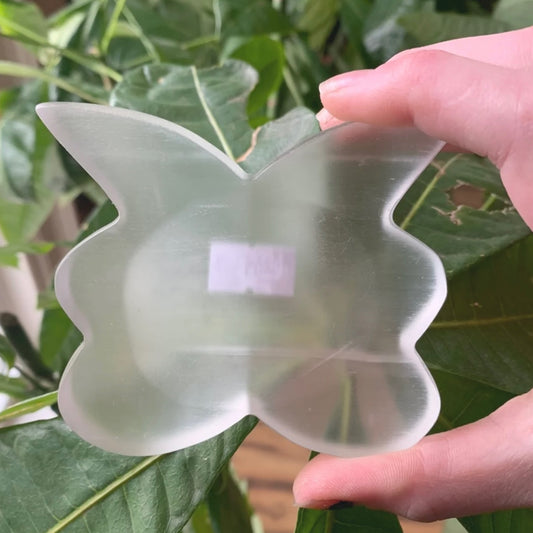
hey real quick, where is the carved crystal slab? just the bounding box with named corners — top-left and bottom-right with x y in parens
top-left (37, 103), bottom-right (445, 456)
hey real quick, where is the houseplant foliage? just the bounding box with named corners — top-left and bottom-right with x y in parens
top-left (0, 0), bottom-right (532, 531)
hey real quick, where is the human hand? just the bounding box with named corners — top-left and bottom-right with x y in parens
top-left (294, 390), bottom-right (533, 520)
top-left (315, 26), bottom-right (533, 231)
top-left (293, 27), bottom-right (533, 521)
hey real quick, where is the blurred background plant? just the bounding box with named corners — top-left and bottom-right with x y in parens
top-left (0, 1), bottom-right (532, 532)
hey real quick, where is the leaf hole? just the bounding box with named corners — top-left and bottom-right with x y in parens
top-left (446, 183), bottom-right (486, 209)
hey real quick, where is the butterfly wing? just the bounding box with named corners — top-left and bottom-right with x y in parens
top-left (246, 123), bottom-right (445, 456)
top-left (37, 103), bottom-right (249, 455)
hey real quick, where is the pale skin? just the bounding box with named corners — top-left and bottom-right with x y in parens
top-left (292, 26), bottom-right (533, 521)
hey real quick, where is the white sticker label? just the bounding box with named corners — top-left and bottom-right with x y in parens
top-left (208, 241), bottom-right (296, 296)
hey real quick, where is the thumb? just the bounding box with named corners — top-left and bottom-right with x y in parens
top-left (293, 391), bottom-right (533, 522)
top-left (319, 50), bottom-right (533, 230)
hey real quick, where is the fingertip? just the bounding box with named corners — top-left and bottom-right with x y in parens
top-left (316, 108), bottom-right (345, 130)
top-left (293, 454), bottom-right (342, 508)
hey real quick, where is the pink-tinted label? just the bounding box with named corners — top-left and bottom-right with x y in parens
top-left (208, 241), bottom-right (296, 296)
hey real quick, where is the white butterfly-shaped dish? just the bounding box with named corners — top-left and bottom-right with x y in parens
top-left (37, 103), bottom-right (445, 456)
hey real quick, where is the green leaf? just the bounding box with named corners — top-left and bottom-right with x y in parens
top-left (295, 505), bottom-right (402, 533)
top-left (182, 502), bottom-right (214, 533)
top-left (493, 0), bottom-right (533, 29)
top-left (460, 510), bottom-right (533, 533)
top-left (0, 81), bottom-right (57, 201)
top-left (362, 0), bottom-right (434, 64)
top-left (297, 0), bottom-right (340, 50)
top-left (421, 235), bottom-right (533, 396)
top-left (47, 0), bottom-right (91, 49)
top-left (111, 60), bottom-right (257, 160)
top-left (283, 36), bottom-right (332, 111)
top-left (0, 390), bottom-right (57, 423)
top-left (395, 154), bottom-right (530, 277)
top-left (39, 307), bottom-right (82, 373)
top-left (443, 519), bottom-right (468, 533)
top-left (77, 199), bottom-right (118, 242)
top-left (0, 374), bottom-right (31, 399)
top-left (37, 287), bottom-right (60, 310)
top-left (0, 0), bottom-right (48, 46)
top-left (0, 240), bottom-right (54, 267)
top-left (205, 466), bottom-right (254, 533)
top-left (239, 107), bottom-right (319, 174)
top-left (0, 191), bottom-right (56, 244)
top-left (339, 0), bottom-right (371, 62)
top-left (0, 312), bottom-right (54, 382)
top-left (0, 416), bottom-right (256, 532)
top-left (221, 0), bottom-right (293, 38)
top-left (399, 12), bottom-right (510, 46)
top-left (230, 36), bottom-right (284, 118)
top-left (0, 334), bottom-right (16, 368)
top-left (126, 0), bottom-right (217, 65)
top-left (0, 81), bottom-right (73, 243)
top-left (0, 60), bottom-right (107, 104)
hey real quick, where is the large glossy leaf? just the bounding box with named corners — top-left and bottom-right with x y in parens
top-left (395, 153), bottom-right (531, 277)
top-left (421, 235), bottom-right (533, 396)
top-left (111, 60), bottom-right (257, 159)
top-left (239, 107), bottom-right (319, 173)
top-left (460, 509), bottom-right (533, 533)
top-left (0, 416), bottom-right (256, 532)
top-left (295, 505), bottom-right (402, 533)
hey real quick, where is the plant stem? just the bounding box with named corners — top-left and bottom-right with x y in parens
top-left (480, 193), bottom-right (497, 211)
top-left (0, 391), bottom-right (58, 423)
top-left (0, 313), bottom-right (54, 382)
top-left (0, 61), bottom-right (107, 104)
top-left (283, 65), bottom-right (304, 107)
top-left (101, 0), bottom-right (128, 55)
top-left (13, 364), bottom-right (47, 392)
top-left (122, 6), bottom-right (160, 62)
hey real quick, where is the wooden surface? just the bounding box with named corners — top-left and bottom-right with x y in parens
top-left (232, 423), bottom-right (443, 533)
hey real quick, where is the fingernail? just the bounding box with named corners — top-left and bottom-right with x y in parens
top-left (316, 108), bottom-right (337, 129)
top-left (328, 501), bottom-right (355, 510)
top-left (319, 71), bottom-right (371, 94)
top-left (316, 108), bottom-right (331, 123)
top-left (294, 500), bottom-right (332, 510)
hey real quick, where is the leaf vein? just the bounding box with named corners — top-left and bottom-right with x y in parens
top-left (190, 65), bottom-right (235, 160)
top-left (431, 313), bottom-right (533, 329)
top-left (45, 455), bottom-right (162, 532)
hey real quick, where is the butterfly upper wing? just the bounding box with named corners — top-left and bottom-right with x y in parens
top-left (37, 103), bottom-right (249, 455)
